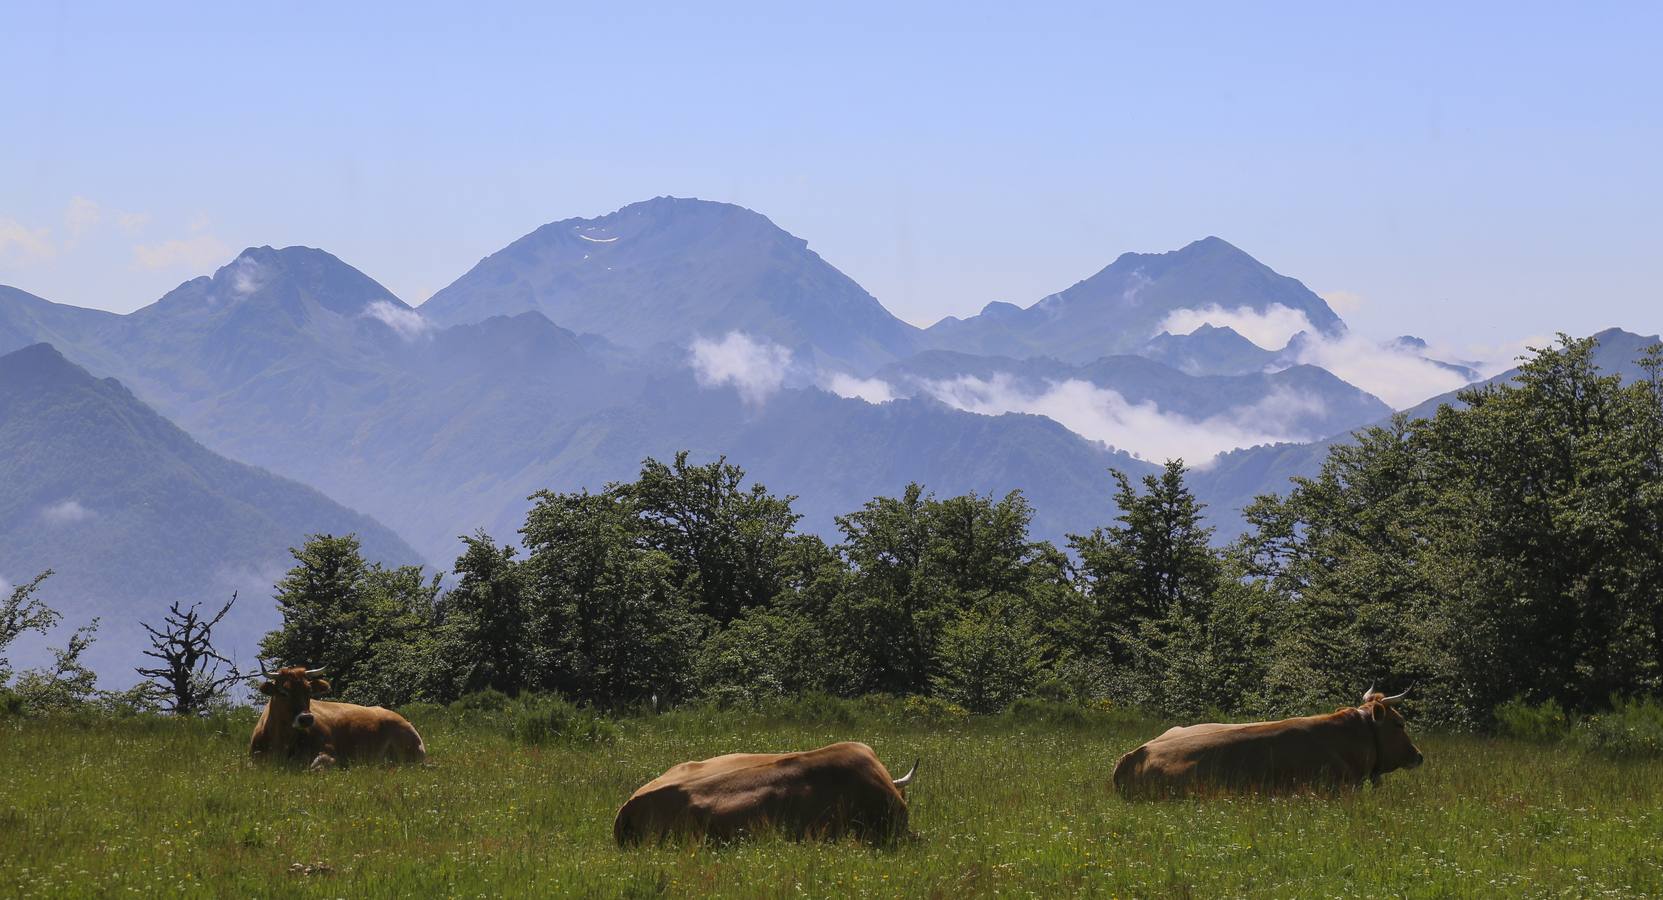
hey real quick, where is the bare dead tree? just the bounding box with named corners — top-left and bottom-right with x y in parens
top-left (135, 593), bottom-right (242, 716)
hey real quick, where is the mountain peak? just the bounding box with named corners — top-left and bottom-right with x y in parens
top-left (142, 245), bottom-right (408, 320)
top-left (419, 198), bottom-right (921, 370)
top-left (928, 237), bottom-right (1344, 363)
top-left (0, 342), bottom-right (87, 385)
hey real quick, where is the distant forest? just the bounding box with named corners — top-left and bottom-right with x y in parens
top-left (6, 335), bottom-right (1662, 728)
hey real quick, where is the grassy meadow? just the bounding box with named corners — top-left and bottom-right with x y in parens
top-left (2, 702), bottom-right (1660, 898)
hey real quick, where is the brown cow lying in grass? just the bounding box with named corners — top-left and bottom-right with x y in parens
top-left (614, 741), bottom-right (917, 844)
top-left (1114, 687), bottom-right (1424, 798)
top-left (249, 666), bottom-right (426, 770)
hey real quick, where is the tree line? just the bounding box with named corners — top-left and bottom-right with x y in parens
top-left (3, 335), bottom-right (1660, 727)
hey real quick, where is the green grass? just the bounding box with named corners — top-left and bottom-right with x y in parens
top-left (2, 705), bottom-right (1661, 898)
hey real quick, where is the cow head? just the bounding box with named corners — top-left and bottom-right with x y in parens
top-left (1360, 686), bottom-right (1424, 776)
top-left (255, 665), bottom-right (330, 732)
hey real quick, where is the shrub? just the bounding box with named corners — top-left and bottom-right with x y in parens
top-left (455, 689), bottom-right (514, 713)
top-left (900, 694), bottom-right (969, 724)
top-left (763, 691), bottom-right (857, 726)
top-left (508, 695), bottom-right (616, 746)
top-left (1003, 697), bottom-right (1088, 728)
top-left (930, 601), bottom-right (1045, 714)
top-left (1494, 697), bottom-right (1572, 742)
top-left (1571, 697), bottom-right (1663, 759)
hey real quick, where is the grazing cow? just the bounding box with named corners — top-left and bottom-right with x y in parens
top-left (248, 666), bottom-right (426, 770)
top-left (1113, 687), bottom-right (1424, 798)
top-left (614, 741), bottom-right (916, 844)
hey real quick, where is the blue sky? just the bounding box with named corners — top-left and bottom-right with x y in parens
top-left (2, 2), bottom-right (1658, 354)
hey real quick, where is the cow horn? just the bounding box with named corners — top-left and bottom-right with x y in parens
top-left (304, 667), bottom-right (326, 676)
top-left (1381, 687), bottom-right (1410, 705)
top-left (1361, 684), bottom-right (1375, 704)
top-left (893, 758), bottom-right (918, 788)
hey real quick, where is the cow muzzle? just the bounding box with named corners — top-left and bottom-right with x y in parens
top-left (294, 712), bottom-right (315, 731)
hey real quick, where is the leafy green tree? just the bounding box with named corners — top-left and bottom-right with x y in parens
top-left (624, 452), bottom-right (801, 623)
top-left (1071, 460), bottom-right (1222, 662)
top-left (430, 531), bottom-right (528, 699)
top-left (693, 608), bottom-right (830, 706)
top-left (1238, 336), bottom-right (1663, 722)
top-left (1, 571), bottom-right (57, 686)
top-left (832, 485), bottom-right (1048, 695)
top-left (521, 488), bottom-right (702, 707)
top-left (11, 619), bottom-right (100, 713)
top-left (1237, 418), bottom-right (1450, 715)
top-left (930, 598), bottom-right (1045, 714)
top-left (260, 534), bottom-right (440, 705)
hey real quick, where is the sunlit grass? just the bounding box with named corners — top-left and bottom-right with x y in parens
top-left (2, 707), bottom-right (1660, 897)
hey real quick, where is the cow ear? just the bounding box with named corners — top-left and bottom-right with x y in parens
top-left (259, 681), bottom-right (276, 696)
top-left (308, 678), bottom-right (332, 697)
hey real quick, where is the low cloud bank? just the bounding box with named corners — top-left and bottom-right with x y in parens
top-left (1161, 303), bottom-right (1476, 409)
top-left (364, 300), bottom-right (434, 341)
top-left (1160, 304), bottom-right (1317, 349)
top-left (918, 374), bottom-right (1324, 464)
top-left (824, 373), bottom-right (897, 403)
top-left (690, 332), bottom-right (794, 406)
top-left (1284, 334), bottom-right (1473, 408)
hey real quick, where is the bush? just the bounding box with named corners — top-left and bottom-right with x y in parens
top-left (1004, 697), bottom-right (1088, 728)
top-left (900, 694), bottom-right (969, 724)
top-left (762, 692), bottom-right (857, 726)
top-left (930, 601), bottom-right (1045, 714)
top-left (1571, 697), bottom-right (1663, 759)
top-left (455, 689), bottom-right (514, 713)
top-left (508, 695), bottom-right (616, 746)
top-left (1494, 697), bottom-right (1572, 742)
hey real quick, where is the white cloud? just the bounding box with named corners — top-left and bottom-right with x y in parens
top-left (0, 218), bottom-right (55, 264)
top-left (1431, 335), bottom-right (1552, 379)
top-left (1283, 334), bottom-right (1473, 409)
top-left (1159, 303), bottom-right (1317, 350)
top-left (363, 300), bottom-right (434, 340)
top-left (916, 374), bottom-right (1322, 464)
top-left (229, 254), bottom-right (262, 295)
top-left (689, 331), bottom-right (794, 406)
top-left (1161, 302), bottom-right (1477, 408)
top-left (0, 575), bottom-right (12, 597)
top-left (132, 234), bottom-right (231, 270)
top-left (40, 499), bottom-right (95, 526)
top-left (825, 373), bottom-right (896, 403)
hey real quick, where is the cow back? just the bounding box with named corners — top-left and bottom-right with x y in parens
top-left (615, 742), bottom-right (907, 843)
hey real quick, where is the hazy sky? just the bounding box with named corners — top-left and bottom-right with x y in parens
top-left (2, 2), bottom-right (1658, 354)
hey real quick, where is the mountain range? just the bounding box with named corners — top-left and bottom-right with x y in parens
top-left (2, 195), bottom-right (1652, 679)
